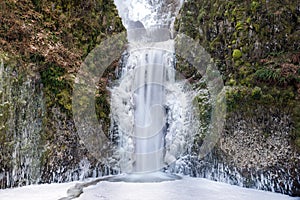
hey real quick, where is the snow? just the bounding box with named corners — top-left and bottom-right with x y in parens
top-left (0, 176), bottom-right (298, 200)
top-left (0, 181), bottom-right (77, 200)
top-left (77, 177), bottom-right (298, 200)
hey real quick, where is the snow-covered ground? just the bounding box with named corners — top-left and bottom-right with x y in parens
top-left (0, 176), bottom-right (299, 200)
top-left (0, 181), bottom-right (77, 200)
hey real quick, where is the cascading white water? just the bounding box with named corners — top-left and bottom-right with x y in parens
top-left (111, 0), bottom-right (197, 174)
top-left (130, 47), bottom-right (169, 172)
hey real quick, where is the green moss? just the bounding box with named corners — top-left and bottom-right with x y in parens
top-left (234, 59), bottom-right (243, 67)
top-left (194, 95), bottom-right (211, 122)
top-left (254, 68), bottom-right (280, 82)
top-left (235, 21), bottom-right (244, 31)
top-left (228, 78), bottom-right (237, 86)
top-left (251, 1), bottom-right (260, 12)
top-left (233, 49), bottom-right (242, 60)
top-left (57, 89), bottom-right (72, 111)
top-left (260, 94), bottom-right (274, 103)
top-left (246, 17), bottom-right (251, 24)
top-left (251, 86), bottom-right (262, 99)
top-left (41, 64), bottom-right (67, 94)
top-left (225, 84), bottom-right (297, 113)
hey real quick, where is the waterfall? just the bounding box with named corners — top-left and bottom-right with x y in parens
top-left (111, 0), bottom-right (197, 173)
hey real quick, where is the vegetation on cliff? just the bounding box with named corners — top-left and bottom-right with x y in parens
top-left (174, 0), bottom-right (299, 196)
top-left (175, 0), bottom-right (300, 148)
top-left (0, 0), bottom-right (124, 187)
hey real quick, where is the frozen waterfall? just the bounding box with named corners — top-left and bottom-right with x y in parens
top-left (111, 0), bottom-right (196, 173)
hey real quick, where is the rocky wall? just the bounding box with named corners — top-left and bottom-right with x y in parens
top-left (174, 0), bottom-right (300, 196)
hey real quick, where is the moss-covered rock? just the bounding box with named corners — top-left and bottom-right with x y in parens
top-left (176, 0), bottom-right (299, 91)
top-left (176, 0), bottom-right (300, 196)
top-left (0, 0), bottom-right (124, 188)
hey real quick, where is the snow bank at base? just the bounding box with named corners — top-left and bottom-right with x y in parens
top-left (0, 181), bottom-right (77, 200)
top-left (78, 176), bottom-right (298, 200)
top-left (0, 177), bottom-right (298, 200)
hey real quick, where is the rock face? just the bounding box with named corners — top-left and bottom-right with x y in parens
top-left (174, 0), bottom-right (300, 196)
top-left (222, 108), bottom-right (294, 170)
top-left (0, 0), bottom-right (124, 188)
top-left (219, 106), bottom-right (300, 196)
top-left (175, 0), bottom-right (300, 103)
top-left (172, 105), bottom-right (300, 196)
